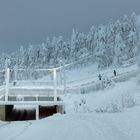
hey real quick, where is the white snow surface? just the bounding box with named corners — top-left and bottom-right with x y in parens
top-left (1, 107), bottom-right (140, 140)
top-left (63, 78), bottom-right (140, 114)
top-left (0, 64), bottom-right (140, 140)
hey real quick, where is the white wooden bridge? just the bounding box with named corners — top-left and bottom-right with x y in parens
top-left (0, 62), bottom-right (138, 121)
top-left (0, 67), bottom-right (65, 120)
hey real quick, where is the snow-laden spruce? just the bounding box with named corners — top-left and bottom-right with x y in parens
top-left (0, 13), bottom-right (139, 70)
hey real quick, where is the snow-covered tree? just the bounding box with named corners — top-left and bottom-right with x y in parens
top-left (0, 13), bottom-right (139, 70)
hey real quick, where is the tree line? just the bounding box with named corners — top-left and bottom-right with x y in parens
top-left (0, 13), bottom-right (139, 69)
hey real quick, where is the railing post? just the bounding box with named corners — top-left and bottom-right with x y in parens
top-left (53, 68), bottom-right (57, 101)
top-left (14, 64), bottom-right (17, 81)
top-left (36, 105), bottom-right (39, 120)
top-left (5, 68), bottom-right (10, 101)
top-left (36, 95), bottom-right (38, 102)
top-left (63, 67), bottom-right (66, 94)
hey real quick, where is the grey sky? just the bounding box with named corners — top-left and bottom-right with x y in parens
top-left (0, 0), bottom-right (140, 53)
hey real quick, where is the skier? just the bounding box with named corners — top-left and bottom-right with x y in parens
top-left (98, 74), bottom-right (102, 80)
top-left (114, 70), bottom-right (116, 76)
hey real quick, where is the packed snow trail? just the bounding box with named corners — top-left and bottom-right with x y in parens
top-left (0, 121), bottom-right (32, 140)
top-left (66, 68), bottom-right (138, 94)
top-left (0, 121), bottom-right (11, 129)
top-left (9, 121), bottom-right (32, 140)
top-left (0, 112), bottom-right (135, 140)
top-left (1, 107), bottom-right (140, 140)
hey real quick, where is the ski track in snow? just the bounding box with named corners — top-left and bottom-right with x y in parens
top-left (64, 115), bottom-right (131, 140)
top-left (8, 121), bottom-right (32, 140)
top-left (0, 122), bottom-right (11, 129)
top-left (6, 114), bottom-right (133, 140)
top-left (0, 121), bottom-right (32, 140)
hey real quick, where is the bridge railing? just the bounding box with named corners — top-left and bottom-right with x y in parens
top-left (9, 68), bottom-right (66, 86)
top-left (0, 70), bottom-right (6, 86)
top-left (1, 67), bottom-right (67, 102)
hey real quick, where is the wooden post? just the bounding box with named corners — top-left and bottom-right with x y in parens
top-left (53, 68), bottom-right (57, 101)
top-left (5, 68), bottom-right (10, 101)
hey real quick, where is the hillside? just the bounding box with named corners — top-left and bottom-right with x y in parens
top-left (0, 13), bottom-right (139, 71)
top-left (0, 63), bottom-right (140, 140)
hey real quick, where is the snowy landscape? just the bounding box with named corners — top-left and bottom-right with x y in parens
top-left (1, 63), bottom-right (140, 140)
top-left (1, 2), bottom-right (140, 139)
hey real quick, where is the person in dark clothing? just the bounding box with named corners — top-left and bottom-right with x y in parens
top-left (13, 81), bottom-right (16, 86)
top-left (98, 74), bottom-right (102, 80)
top-left (114, 70), bottom-right (116, 76)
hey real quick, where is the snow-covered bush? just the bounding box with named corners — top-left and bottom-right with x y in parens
top-left (108, 102), bottom-right (122, 112)
top-left (95, 101), bottom-right (122, 113)
top-left (95, 94), bottom-right (136, 113)
top-left (74, 98), bottom-right (91, 113)
top-left (94, 106), bottom-right (108, 113)
top-left (121, 95), bottom-right (136, 108)
top-left (101, 76), bottom-right (115, 89)
top-left (63, 79), bottom-right (138, 114)
top-left (80, 89), bottom-right (85, 94)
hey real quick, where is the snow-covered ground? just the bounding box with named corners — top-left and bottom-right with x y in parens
top-left (63, 78), bottom-right (140, 114)
top-left (0, 64), bottom-right (140, 140)
top-left (65, 63), bottom-right (138, 88)
top-left (1, 106), bottom-right (140, 140)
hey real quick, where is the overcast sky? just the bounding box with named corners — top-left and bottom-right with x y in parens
top-left (0, 0), bottom-right (140, 53)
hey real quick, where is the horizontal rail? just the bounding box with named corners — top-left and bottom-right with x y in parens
top-left (11, 68), bottom-right (53, 71)
top-left (0, 101), bottom-right (64, 106)
top-left (0, 70), bottom-right (5, 73)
